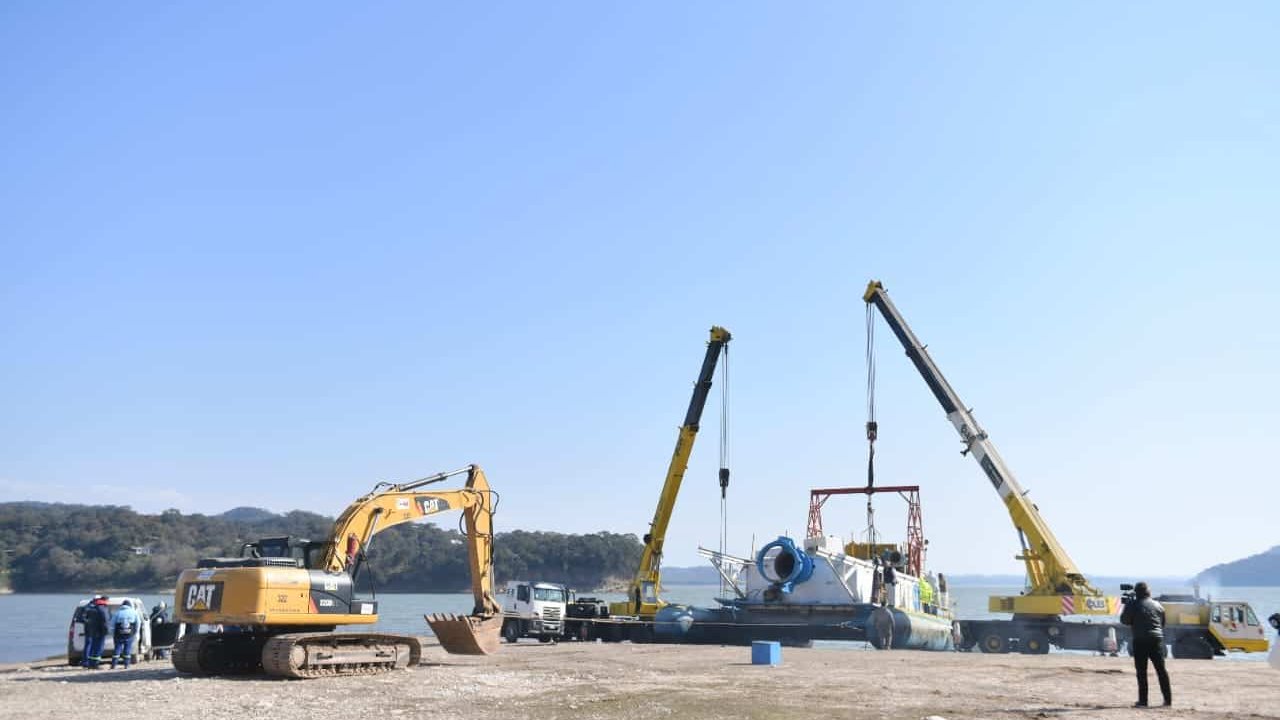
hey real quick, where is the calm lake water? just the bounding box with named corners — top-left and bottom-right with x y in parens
top-left (3, 584), bottom-right (1275, 664)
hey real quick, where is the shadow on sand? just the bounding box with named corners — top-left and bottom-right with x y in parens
top-left (13, 667), bottom-right (179, 684)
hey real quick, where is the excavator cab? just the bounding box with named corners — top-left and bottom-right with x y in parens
top-left (241, 537), bottom-right (322, 565)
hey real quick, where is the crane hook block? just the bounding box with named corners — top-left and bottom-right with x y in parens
top-left (719, 468), bottom-right (730, 498)
top-left (866, 421), bottom-right (878, 442)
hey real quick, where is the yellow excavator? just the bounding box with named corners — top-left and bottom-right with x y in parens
top-left (173, 464), bottom-right (501, 678)
top-left (610, 326), bottom-right (731, 620)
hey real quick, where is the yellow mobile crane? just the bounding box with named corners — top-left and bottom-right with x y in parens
top-left (863, 281), bottom-right (1267, 657)
top-left (863, 281), bottom-right (1111, 624)
top-left (609, 326), bottom-right (732, 620)
top-left (173, 464), bottom-right (501, 677)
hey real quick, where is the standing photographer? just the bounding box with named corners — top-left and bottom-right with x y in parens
top-left (1120, 582), bottom-right (1172, 707)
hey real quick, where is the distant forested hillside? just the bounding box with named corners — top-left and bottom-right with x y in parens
top-left (1195, 545), bottom-right (1280, 586)
top-left (0, 502), bottom-right (641, 593)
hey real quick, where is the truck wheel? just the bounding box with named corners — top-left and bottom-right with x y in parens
top-left (538, 636), bottom-right (553, 643)
top-left (980, 631), bottom-right (1010, 654)
top-left (1020, 632), bottom-right (1051, 655)
top-left (502, 621), bottom-right (520, 644)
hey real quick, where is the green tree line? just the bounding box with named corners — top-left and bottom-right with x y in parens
top-left (0, 502), bottom-right (642, 593)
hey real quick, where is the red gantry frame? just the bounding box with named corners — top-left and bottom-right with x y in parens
top-left (806, 484), bottom-right (924, 577)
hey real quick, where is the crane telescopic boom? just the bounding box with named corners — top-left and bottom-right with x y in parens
top-left (862, 280), bottom-right (1110, 615)
top-left (616, 326), bottom-right (731, 619)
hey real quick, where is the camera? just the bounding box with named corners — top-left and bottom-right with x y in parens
top-left (1119, 583), bottom-right (1137, 606)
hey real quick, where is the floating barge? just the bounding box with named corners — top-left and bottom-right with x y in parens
top-left (648, 484), bottom-right (958, 650)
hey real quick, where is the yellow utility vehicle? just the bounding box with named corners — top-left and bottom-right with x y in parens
top-left (173, 464), bottom-right (501, 677)
top-left (1142, 589), bottom-right (1269, 658)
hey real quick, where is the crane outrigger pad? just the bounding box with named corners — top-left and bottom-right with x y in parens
top-left (425, 612), bottom-right (502, 655)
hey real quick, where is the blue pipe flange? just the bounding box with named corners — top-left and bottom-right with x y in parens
top-left (755, 536), bottom-right (814, 594)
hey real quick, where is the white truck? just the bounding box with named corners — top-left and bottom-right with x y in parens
top-left (499, 580), bottom-right (567, 643)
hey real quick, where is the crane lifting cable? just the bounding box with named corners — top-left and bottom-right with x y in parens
top-left (717, 344), bottom-right (731, 597)
top-left (864, 302), bottom-right (879, 546)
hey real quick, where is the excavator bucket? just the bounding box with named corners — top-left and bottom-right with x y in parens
top-left (425, 612), bottom-right (502, 655)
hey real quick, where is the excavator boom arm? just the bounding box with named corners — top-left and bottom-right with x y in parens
top-left (324, 464), bottom-right (499, 615)
top-left (862, 281), bottom-right (1097, 598)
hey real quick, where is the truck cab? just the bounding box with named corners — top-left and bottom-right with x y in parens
top-left (499, 581), bottom-right (567, 643)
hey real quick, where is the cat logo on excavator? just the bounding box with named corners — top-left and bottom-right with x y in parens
top-left (185, 582), bottom-right (222, 612)
top-left (416, 496), bottom-right (451, 514)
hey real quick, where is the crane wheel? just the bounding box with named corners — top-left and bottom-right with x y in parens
top-left (980, 631), bottom-right (1010, 654)
top-left (1020, 632), bottom-right (1051, 655)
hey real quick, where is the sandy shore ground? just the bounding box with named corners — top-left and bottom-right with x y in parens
top-left (2, 640), bottom-right (1276, 720)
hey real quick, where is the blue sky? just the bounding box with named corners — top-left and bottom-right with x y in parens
top-left (2, 3), bottom-right (1277, 578)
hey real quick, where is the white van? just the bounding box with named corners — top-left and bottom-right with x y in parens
top-left (67, 597), bottom-right (153, 666)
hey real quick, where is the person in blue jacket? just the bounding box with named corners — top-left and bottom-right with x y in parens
top-left (81, 596), bottom-right (110, 669)
top-left (109, 599), bottom-right (141, 669)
